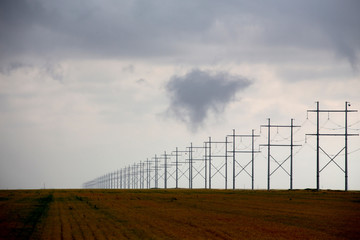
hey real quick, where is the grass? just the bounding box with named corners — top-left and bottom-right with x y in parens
top-left (0, 189), bottom-right (359, 239)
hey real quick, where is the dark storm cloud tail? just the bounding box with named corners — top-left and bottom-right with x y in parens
top-left (165, 69), bottom-right (251, 131)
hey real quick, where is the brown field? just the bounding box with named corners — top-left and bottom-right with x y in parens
top-left (0, 189), bottom-right (359, 240)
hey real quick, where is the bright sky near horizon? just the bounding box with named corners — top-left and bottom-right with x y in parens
top-left (0, 0), bottom-right (360, 190)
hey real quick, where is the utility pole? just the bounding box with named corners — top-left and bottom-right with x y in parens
top-left (307, 101), bottom-right (358, 191)
top-left (186, 143), bottom-right (206, 189)
top-left (260, 119), bottom-right (301, 190)
top-left (185, 143), bottom-right (193, 189)
top-left (233, 129), bottom-right (235, 189)
top-left (204, 141), bottom-right (207, 189)
top-left (228, 129), bottom-right (260, 190)
top-left (205, 137), bottom-right (229, 189)
top-left (128, 166), bottom-right (130, 189)
top-left (154, 155), bottom-right (159, 188)
top-left (163, 151), bottom-right (168, 189)
top-left (173, 148), bottom-right (189, 189)
top-left (209, 137), bottom-right (211, 189)
top-left (146, 158), bottom-right (151, 189)
top-left (176, 148), bottom-right (179, 188)
top-left (225, 136), bottom-right (228, 189)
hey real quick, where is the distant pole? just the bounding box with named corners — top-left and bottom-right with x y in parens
top-left (134, 164), bottom-right (137, 189)
top-left (316, 101), bottom-right (320, 191)
top-left (233, 129), bottom-right (236, 190)
top-left (117, 170), bottom-right (119, 189)
top-left (251, 129), bottom-right (255, 190)
top-left (138, 164), bottom-right (140, 189)
top-left (128, 166), bottom-right (130, 189)
top-left (345, 101), bottom-right (348, 191)
top-left (142, 161), bottom-right (145, 189)
top-left (290, 119), bottom-right (294, 190)
top-left (123, 168), bottom-right (125, 189)
top-left (112, 171), bottom-right (114, 189)
top-left (164, 151), bottom-right (167, 189)
top-left (176, 148), bottom-right (179, 188)
top-left (225, 136), bottom-right (228, 190)
top-left (131, 165), bottom-right (133, 189)
top-left (120, 169), bottom-right (122, 189)
top-left (190, 143), bottom-right (193, 189)
top-left (125, 168), bottom-right (127, 189)
top-left (205, 142), bottom-right (207, 189)
top-left (120, 171), bottom-right (122, 189)
top-left (188, 145), bottom-right (191, 189)
top-left (138, 162), bottom-right (141, 189)
top-left (267, 118), bottom-right (271, 191)
top-left (155, 155), bottom-right (158, 188)
top-left (209, 137), bottom-right (212, 189)
top-left (132, 164), bottom-right (135, 189)
top-left (130, 166), bottom-right (132, 189)
top-left (147, 158), bottom-right (150, 189)
top-left (141, 162), bottom-right (143, 189)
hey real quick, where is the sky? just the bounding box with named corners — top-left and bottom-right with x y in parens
top-left (1, 0), bottom-right (360, 190)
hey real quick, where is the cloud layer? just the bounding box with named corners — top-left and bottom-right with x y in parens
top-left (1, 0), bottom-right (359, 69)
top-left (166, 69), bottom-right (251, 131)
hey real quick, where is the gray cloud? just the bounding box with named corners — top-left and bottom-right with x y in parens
top-left (0, 61), bottom-right (64, 81)
top-left (122, 64), bottom-right (135, 73)
top-left (0, 62), bottom-right (33, 75)
top-left (165, 69), bottom-right (251, 131)
top-left (1, 0), bottom-right (359, 71)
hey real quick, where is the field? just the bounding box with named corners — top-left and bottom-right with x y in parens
top-left (0, 189), bottom-right (359, 240)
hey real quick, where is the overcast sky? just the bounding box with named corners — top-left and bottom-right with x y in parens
top-left (1, 0), bottom-right (360, 190)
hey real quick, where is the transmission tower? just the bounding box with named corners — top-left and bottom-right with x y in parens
top-left (260, 119), bottom-right (301, 190)
top-left (228, 129), bottom-right (260, 190)
top-left (205, 137), bottom-right (229, 189)
top-left (306, 101), bottom-right (358, 191)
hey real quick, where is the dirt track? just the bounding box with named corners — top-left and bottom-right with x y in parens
top-left (0, 189), bottom-right (359, 239)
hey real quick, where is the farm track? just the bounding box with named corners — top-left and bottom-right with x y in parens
top-left (0, 189), bottom-right (359, 239)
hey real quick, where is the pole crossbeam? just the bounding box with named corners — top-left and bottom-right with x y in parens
top-left (260, 144), bottom-right (302, 147)
top-left (260, 125), bottom-right (301, 128)
top-left (306, 134), bottom-right (358, 136)
top-left (229, 150), bottom-right (261, 153)
top-left (308, 110), bottom-right (357, 113)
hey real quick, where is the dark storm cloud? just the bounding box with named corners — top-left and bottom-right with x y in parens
top-left (0, 0), bottom-right (359, 69)
top-left (166, 69), bottom-right (251, 131)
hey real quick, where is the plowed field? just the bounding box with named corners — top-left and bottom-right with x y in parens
top-left (0, 189), bottom-right (359, 239)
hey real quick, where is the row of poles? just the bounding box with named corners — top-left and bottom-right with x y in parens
top-left (83, 101), bottom-right (358, 191)
top-left (84, 130), bottom-right (260, 190)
